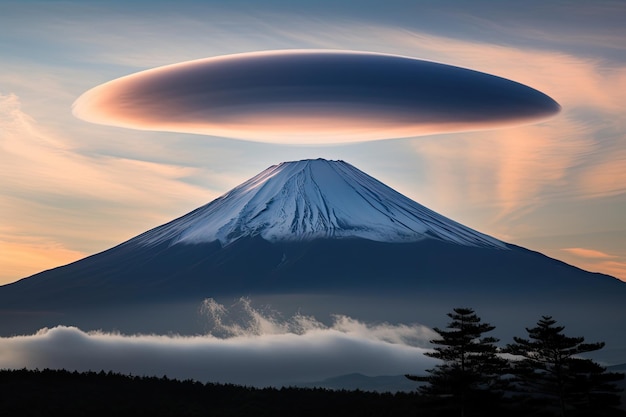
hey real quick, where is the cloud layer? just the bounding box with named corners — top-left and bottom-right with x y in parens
top-left (0, 299), bottom-right (436, 387)
top-left (73, 50), bottom-right (560, 144)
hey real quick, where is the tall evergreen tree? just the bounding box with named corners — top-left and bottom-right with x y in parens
top-left (406, 307), bottom-right (509, 416)
top-left (506, 316), bottom-right (624, 417)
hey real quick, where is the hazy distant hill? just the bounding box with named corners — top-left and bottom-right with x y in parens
top-left (296, 373), bottom-right (418, 393)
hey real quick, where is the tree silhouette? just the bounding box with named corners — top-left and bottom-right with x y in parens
top-left (406, 307), bottom-right (509, 416)
top-left (506, 315), bottom-right (623, 417)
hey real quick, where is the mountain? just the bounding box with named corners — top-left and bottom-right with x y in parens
top-left (1, 159), bottom-right (624, 345)
top-left (133, 158), bottom-right (505, 248)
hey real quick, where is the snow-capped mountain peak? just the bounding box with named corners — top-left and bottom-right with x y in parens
top-left (134, 159), bottom-right (506, 249)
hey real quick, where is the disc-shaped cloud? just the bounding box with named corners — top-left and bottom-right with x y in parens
top-left (73, 50), bottom-right (560, 144)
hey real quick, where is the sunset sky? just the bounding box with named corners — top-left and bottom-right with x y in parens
top-left (1, 0), bottom-right (626, 284)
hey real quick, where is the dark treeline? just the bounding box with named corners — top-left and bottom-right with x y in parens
top-left (0, 368), bottom-right (421, 417)
top-left (1, 365), bottom-right (622, 417)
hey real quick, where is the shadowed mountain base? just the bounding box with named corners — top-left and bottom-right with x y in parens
top-left (1, 237), bottom-right (624, 354)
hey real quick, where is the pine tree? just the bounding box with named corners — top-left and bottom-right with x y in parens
top-left (406, 307), bottom-right (509, 416)
top-left (506, 316), bottom-right (624, 417)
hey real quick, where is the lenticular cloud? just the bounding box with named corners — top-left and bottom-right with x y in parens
top-left (73, 50), bottom-right (560, 144)
top-left (0, 299), bottom-right (437, 387)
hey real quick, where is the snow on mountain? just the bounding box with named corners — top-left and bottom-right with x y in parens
top-left (134, 159), bottom-right (506, 249)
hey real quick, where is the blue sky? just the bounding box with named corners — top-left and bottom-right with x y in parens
top-left (1, 0), bottom-right (626, 283)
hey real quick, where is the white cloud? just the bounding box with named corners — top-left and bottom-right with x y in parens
top-left (0, 299), bottom-right (436, 387)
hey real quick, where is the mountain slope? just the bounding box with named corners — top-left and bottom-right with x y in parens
top-left (0, 159), bottom-right (624, 338)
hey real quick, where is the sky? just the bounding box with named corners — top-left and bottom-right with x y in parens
top-left (1, 0), bottom-right (626, 286)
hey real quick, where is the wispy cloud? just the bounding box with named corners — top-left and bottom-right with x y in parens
top-left (562, 247), bottom-right (617, 259)
top-left (0, 93), bottom-right (218, 284)
top-left (0, 300), bottom-right (436, 387)
top-left (561, 248), bottom-right (626, 280)
top-left (395, 29), bottom-right (626, 209)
